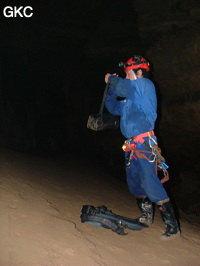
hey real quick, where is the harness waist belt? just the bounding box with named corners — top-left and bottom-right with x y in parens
top-left (133, 131), bottom-right (154, 143)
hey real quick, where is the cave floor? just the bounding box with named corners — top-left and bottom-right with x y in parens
top-left (0, 148), bottom-right (200, 266)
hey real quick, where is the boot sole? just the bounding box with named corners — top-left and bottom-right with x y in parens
top-left (160, 231), bottom-right (181, 240)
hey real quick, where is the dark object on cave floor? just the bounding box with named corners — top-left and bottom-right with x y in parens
top-left (80, 205), bottom-right (148, 235)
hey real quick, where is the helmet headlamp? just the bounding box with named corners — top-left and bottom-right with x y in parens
top-left (118, 55), bottom-right (150, 72)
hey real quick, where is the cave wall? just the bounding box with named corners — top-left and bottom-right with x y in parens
top-left (0, 0), bottom-right (200, 214)
top-left (147, 29), bottom-right (200, 215)
top-left (133, 0), bottom-right (200, 215)
top-left (130, 0), bottom-right (200, 167)
top-left (0, 0), bottom-right (139, 155)
top-left (133, 0), bottom-right (200, 44)
top-left (147, 26), bottom-right (200, 165)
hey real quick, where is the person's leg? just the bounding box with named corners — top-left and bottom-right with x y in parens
top-left (136, 143), bottom-right (180, 238)
top-left (125, 151), bottom-right (146, 196)
top-left (135, 196), bottom-right (154, 224)
top-left (125, 152), bottom-right (153, 224)
top-left (137, 152), bottom-right (168, 202)
top-left (156, 199), bottom-right (180, 239)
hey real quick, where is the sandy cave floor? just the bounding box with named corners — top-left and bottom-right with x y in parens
top-left (0, 148), bottom-right (200, 266)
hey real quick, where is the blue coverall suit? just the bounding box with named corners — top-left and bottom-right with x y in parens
top-left (105, 76), bottom-right (168, 203)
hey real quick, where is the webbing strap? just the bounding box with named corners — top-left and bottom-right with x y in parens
top-left (81, 213), bottom-right (126, 235)
top-left (99, 83), bottom-right (109, 115)
top-left (133, 131), bottom-right (154, 143)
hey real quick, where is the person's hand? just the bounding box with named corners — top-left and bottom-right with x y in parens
top-left (105, 73), bottom-right (118, 83)
top-left (105, 73), bottom-right (111, 83)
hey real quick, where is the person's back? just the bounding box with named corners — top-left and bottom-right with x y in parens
top-left (106, 76), bottom-right (157, 138)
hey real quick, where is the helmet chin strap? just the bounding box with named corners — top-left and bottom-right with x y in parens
top-left (131, 70), bottom-right (137, 80)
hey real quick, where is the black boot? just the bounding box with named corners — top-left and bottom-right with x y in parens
top-left (157, 200), bottom-right (180, 239)
top-left (136, 197), bottom-right (153, 225)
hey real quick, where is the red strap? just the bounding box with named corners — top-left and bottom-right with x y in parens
top-left (160, 170), bottom-right (170, 183)
top-left (133, 131), bottom-right (154, 143)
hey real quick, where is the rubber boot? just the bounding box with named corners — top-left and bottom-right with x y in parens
top-left (157, 200), bottom-right (180, 239)
top-left (136, 197), bottom-right (153, 225)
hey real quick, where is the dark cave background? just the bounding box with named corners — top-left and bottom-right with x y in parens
top-left (0, 0), bottom-right (200, 218)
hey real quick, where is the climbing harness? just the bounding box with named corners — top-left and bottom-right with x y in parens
top-left (122, 131), bottom-right (169, 183)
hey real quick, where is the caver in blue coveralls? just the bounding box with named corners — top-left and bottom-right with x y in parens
top-left (105, 75), bottom-right (169, 203)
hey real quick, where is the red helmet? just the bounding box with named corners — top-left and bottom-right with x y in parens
top-left (123, 55), bottom-right (150, 72)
